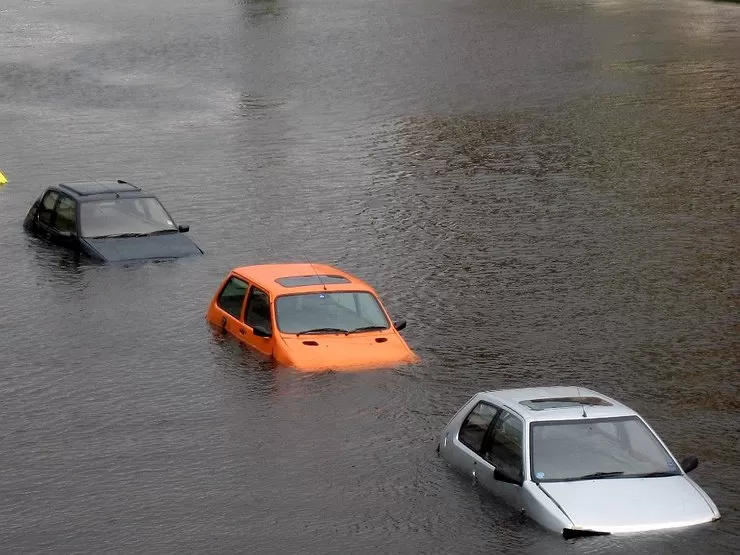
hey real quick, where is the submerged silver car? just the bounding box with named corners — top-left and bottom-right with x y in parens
top-left (438, 386), bottom-right (720, 537)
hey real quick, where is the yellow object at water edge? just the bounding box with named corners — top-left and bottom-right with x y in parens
top-left (0, 170), bottom-right (7, 185)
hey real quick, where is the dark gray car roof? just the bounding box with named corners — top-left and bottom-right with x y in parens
top-left (55, 180), bottom-right (146, 200)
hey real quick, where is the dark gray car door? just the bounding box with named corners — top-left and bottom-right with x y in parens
top-left (49, 194), bottom-right (79, 249)
top-left (34, 190), bottom-right (60, 236)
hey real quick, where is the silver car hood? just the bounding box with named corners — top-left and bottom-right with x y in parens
top-left (540, 476), bottom-right (718, 534)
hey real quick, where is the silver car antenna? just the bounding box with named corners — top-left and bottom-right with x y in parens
top-left (577, 385), bottom-right (587, 418)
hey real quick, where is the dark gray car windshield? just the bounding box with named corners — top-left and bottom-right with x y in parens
top-left (275, 292), bottom-right (389, 334)
top-left (530, 416), bottom-right (680, 482)
top-left (81, 197), bottom-right (176, 238)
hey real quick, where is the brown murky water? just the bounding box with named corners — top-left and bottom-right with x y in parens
top-left (0, 0), bottom-right (737, 552)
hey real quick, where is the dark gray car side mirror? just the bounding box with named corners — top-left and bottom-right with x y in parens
top-left (680, 455), bottom-right (699, 474)
top-left (394, 320), bottom-right (407, 332)
top-left (178, 224), bottom-right (190, 233)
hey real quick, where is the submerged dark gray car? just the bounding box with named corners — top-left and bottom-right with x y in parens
top-left (23, 180), bottom-right (203, 262)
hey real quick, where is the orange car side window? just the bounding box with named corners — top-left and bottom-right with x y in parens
top-left (245, 287), bottom-right (272, 333)
top-left (217, 277), bottom-right (248, 319)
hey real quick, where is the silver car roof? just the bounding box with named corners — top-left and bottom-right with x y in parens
top-left (476, 386), bottom-right (638, 423)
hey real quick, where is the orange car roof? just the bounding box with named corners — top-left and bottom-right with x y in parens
top-left (231, 263), bottom-right (376, 296)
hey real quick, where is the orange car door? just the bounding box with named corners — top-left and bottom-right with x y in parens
top-left (213, 275), bottom-right (249, 338)
top-left (242, 286), bottom-right (274, 356)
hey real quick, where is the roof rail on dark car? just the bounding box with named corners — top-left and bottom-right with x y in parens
top-left (58, 180), bottom-right (142, 196)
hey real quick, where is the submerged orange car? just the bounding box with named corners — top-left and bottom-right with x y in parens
top-left (206, 263), bottom-right (419, 371)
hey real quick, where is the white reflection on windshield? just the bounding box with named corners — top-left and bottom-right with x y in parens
top-left (530, 417), bottom-right (680, 482)
top-left (275, 292), bottom-right (389, 333)
top-left (81, 197), bottom-right (176, 238)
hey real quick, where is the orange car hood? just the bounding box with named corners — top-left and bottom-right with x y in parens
top-left (279, 332), bottom-right (418, 371)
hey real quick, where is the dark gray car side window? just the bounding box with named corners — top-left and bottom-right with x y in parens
top-left (459, 402), bottom-right (500, 453)
top-left (54, 195), bottom-right (77, 233)
top-left (217, 277), bottom-right (248, 319)
top-left (38, 191), bottom-right (59, 225)
top-left (484, 410), bottom-right (524, 480)
top-left (245, 287), bottom-right (272, 332)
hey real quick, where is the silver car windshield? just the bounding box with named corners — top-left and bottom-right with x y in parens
top-left (275, 292), bottom-right (389, 334)
top-left (81, 197), bottom-right (176, 238)
top-left (530, 416), bottom-right (681, 482)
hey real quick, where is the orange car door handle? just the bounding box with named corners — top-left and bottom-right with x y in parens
top-left (238, 328), bottom-right (246, 335)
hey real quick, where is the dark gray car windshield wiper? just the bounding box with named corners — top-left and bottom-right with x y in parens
top-left (561, 471), bottom-right (625, 482)
top-left (146, 229), bottom-right (178, 236)
top-left (295, 327), bottom-right (348, 336)
top-left (91, 229), bottom-right (177, 239)
top-left (346, 325), bottom-right (388, 334)
top-left (91, 232), bottom-right (148, 238)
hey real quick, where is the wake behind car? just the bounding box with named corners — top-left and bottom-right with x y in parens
top-left (438, 386), bottom-right (720, 537)
top-left (206, 263), bottom-right (419, 371)
top-left (23, 180), bottom-right (202, 262)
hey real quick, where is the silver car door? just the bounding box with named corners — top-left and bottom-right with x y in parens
top-left (448, 401), bottom-right (501, 480)
top-left (478, 409), bottom-right (525, 508)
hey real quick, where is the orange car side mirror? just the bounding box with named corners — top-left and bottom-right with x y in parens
top-left (252, 325), bottom-right (272, 338)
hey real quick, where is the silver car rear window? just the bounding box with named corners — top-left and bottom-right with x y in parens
top-left (520, 397), bottom-right (612, 410)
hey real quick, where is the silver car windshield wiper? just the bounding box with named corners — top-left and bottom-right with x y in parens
top-left (295, 327), bottom-right (348, 336)
top-left (561, 471), bottom-right (625, 482)
top-left (345, 325), bottom-right (387, 335)
top-left (629, 470), bottom-right (680, 478)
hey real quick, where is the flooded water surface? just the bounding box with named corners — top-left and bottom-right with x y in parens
top-left (0, 0), bottom-right (738, 552)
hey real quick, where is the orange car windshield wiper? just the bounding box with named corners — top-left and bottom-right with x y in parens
top-left (295, 327), bottom-right (348, 336)
top-left (346, 325), bottom-right (387, 334)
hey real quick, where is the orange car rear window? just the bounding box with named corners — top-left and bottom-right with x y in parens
top-left (275, 275), bottom-right (350, 287)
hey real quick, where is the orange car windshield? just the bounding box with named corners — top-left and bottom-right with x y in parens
top-left (275, 292), bottom-right (389, 334)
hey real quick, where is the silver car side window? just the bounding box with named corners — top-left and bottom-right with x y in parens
top-left (458, 402), bottom-right (500, 453)
top-left (484, 411), bottom-right (524, 479)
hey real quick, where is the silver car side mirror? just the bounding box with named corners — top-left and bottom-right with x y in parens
top-left (680, 455), bottom-right (699, 474)
top-left (493, 467), bottom-right (523, 486)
